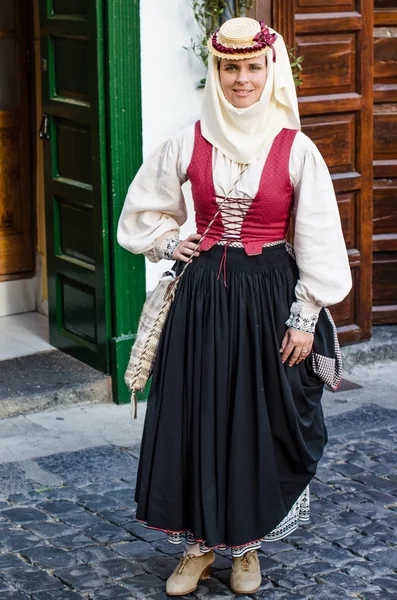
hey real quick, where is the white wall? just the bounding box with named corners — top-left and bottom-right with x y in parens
top-left (140, 0), bottom-right (206, 291)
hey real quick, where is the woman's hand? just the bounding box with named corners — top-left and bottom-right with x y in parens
top-left (280, 328), bottom-right (314, 366)
top-left (173, 233), bottom-right (202, 263)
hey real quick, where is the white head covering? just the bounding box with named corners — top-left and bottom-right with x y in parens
top-left (201, 19), bottom-right (301, 165)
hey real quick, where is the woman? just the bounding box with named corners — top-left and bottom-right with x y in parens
top-left (118, 18), bottom-right (352, 596)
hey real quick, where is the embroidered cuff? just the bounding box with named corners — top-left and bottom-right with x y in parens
top-left (157, 236), bottom-right (180, 260)
top-left (143, 232), bottom-right (180, 263)
top-left (285, 301), bottom-right (321, 335)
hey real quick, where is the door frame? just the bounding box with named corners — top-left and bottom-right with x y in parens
top-left (107, 0), bottom-right (146, 404)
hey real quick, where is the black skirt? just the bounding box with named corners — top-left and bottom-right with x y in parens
top-left (135, 243), bottom-right (329, 551)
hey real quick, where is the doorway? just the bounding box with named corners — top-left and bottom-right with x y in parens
top-left (0, 1), bottom-right (35, 301)
top-left (0, 1), bottom-right (53, 359)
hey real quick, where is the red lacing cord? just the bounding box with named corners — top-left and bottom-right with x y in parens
top-left (217, 240), bottom-right (231, 287)
top-left (175, 166), bottom-right (249, 286)
top-left (215, 194), bottom-right (252, 287)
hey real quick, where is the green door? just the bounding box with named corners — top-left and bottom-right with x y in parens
top-left (39, 0), bottom-right (111, 372)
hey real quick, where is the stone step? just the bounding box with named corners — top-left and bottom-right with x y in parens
top-left (342, 325), bottom-right (397, 372)
top-left (0, 350), bottom-right (111, 419)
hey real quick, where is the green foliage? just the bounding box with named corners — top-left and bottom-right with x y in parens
top-left (288, 47), bottom-right (304, 88)
top-left (231, 0), bottom-right (254, 18)
top-left (185, 0), bottom-right (304, 89)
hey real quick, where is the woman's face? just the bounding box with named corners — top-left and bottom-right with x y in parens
top-left (219, 55), bottom-right (268, 109)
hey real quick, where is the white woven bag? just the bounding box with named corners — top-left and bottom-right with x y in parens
top-left (125, 269), bottom-right (178, 418)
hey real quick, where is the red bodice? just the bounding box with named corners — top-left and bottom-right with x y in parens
top-left (187, 121), bottom-right (298, 256)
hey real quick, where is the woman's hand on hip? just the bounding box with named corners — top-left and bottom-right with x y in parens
top-left (173, 233), bottom-right (202, 263)
top-left (280, 328), bottom-right (314, 366)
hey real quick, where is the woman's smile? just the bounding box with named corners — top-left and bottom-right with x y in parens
top-left (233, 88), bottom-right (254, 96)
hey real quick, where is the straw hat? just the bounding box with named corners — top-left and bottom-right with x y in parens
top-left (208, 17), bottom-right (278, 62)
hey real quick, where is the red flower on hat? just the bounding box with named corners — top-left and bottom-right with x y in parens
top-left (253, 22), bottom-right (277, 62)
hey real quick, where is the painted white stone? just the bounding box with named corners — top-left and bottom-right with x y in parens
top-left (0, 312), bottom-right (53, 360)
top-left (0, 278), bottom-right (37, 317)
top-left (140, 0), bottom-right (205, 291)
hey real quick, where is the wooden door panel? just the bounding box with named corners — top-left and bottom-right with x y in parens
top-left (373, 180), bottom-right (397, 236)
top-left (0, 3), bottom-right (15, 28)
top-left (375, 0), bottom-right (397, 9)
top-left (249, 0), bottom-right (272, 24)
top-left (52, 0), bottom-right (88, 17)
top-left (372, 179), bottom-right (397, 323)
top-left (52, 37), bottom-right (90, 102)
top-left (374, 107), bottom-right (397, 163)
top-left (296, 0), bottom-right (355, 10)
top-left (0, 0), bottom-right (33, 281)
top-left (373, 255), bottom-right (397, 302)
top-left (374, 34), bottom-right (397, 82)
top-left (40, 0), bottom-right (111, 371)
top-left (301, 114), bottom-right (357, 173)
top-left (0, 38), bottom-right (18, 109)
top-left (57, 197), bottom-right (95, 265)
top-left (337, 192), bottom-right (356, 250)
top-left (374, 1), bottom-right (397, 29)
top-left (55, 119), bottom-right (93, 184)
top-left (374, 9), bottom-right (397, 102)
top-left (0, 128), bottom-right (21, 230)
top-left (296, 13), bottom-right (362, 34)
top-left (60, 275), bottom-right (97, 343)
top-left (330, 268), bottom-right (358, 329)
top-left (373, 3), bottom-right (397, 324)
top-left (295, 34), bottom-right (356, 97)
top-left (280, 0), bottom-right (374, 344)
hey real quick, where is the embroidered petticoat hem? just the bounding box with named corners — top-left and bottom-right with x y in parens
top-left (138, 486), bottom-right (310, 557)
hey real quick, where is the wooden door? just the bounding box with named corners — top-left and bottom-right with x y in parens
top-left (0, 0), bottom-right (34, 281)
top-left (39, 0), bottom-right (111, 372)
top-left (249, 0), bottom-right (271, 23)
top-left (372, 1), bottom-right (397, 324)
top-left (271, 0), bottom-right (374, 345)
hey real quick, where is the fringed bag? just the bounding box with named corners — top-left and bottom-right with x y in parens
top-left (124, 270), bottom-right (179, 419)
top-left (125, 167), bottom-right (249, 418)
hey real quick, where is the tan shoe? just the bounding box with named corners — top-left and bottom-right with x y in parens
top-left (230, 549), bottom-right (261, 594)
top-left (166, 549), bottom-right (215, 596)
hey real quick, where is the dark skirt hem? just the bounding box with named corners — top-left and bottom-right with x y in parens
top-left (135, 486), bottom-right (310, 557)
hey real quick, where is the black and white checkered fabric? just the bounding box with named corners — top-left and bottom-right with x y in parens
top-left (312, 308), bottom-right (342, 390)
top-left (286, 243), bottom-right (343, 391)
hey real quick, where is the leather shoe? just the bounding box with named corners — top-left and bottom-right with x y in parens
top-left (230, 549), bottom-right (261, 594)
top-left (166, 549), bottom-right (215, 596)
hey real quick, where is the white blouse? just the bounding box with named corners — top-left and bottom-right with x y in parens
top-left (117, 124), bottom-right (352, 333)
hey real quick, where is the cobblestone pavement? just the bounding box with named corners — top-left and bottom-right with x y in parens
top-left (0, 403), bottom-right (396, 600)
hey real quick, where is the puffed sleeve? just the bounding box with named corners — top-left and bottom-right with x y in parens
top-left (117, 132), bottom-right (189, 262)
top-left (285, 134), bottom-right (352, 334)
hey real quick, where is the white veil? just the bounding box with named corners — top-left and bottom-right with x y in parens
top-left (200, 29), bottom-right (301, 164)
